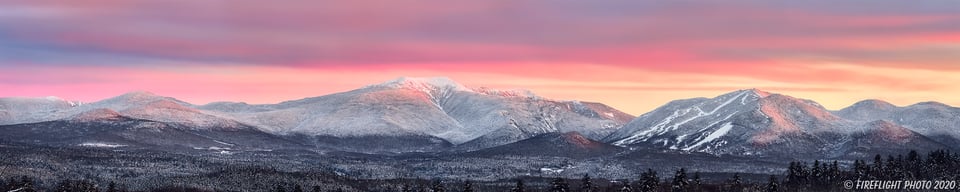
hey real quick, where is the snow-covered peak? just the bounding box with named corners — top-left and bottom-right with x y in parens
top-left (115, 91), bottom-right (162, 100)
top-left (39, 96), bottom-right (85, 107)
top-left (369, 77), bottom-right (472, 92)
top-left (835, 99), bottom-right (899, 121)
top-left (911, 101), bottom-right (953, 108)
top-left (734, 88), bottom-right (771, 98)
top-left (94, 91), bottom-right (192, 109)
top-left (0, 96), bottom-right (73, 103)
top-left (100, 91), bottom-right (162, 104)
top-left (67, 92), bottom-right (245, 129)
top-left (0, 96), bottom-right (80, 112)
top-left (367, 77), bottom-right (543, 99)
top-left (856, 99), bottom-right (896, 107)
top-left (43, 96), bottom-right (65, 102)
top-left (697, 89), bottom-right (773, 108)
top-left (844, 99), bottom-right (898, 111)
top-left (607, 88), bottom-right (844, 151)
top-left (474, 87), bottom-right (539, 99)
top-left (0, 96), bottom-right (77, 125)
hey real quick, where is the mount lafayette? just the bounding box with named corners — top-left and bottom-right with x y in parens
top-left (1, 77), bottom-right (956, 158)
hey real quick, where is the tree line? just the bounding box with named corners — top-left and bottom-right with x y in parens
top-left (781, 149), bottom-right (960, 191)
top-left (2, 149), bottom-right (958, 192)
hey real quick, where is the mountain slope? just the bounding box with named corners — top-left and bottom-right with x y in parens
top-left (605, 89), bottom-right (860, 157)
top-left (839, 120), bottom-right (950, 158)
top-left (0, 91), bottom-right (248, 130)
top-left (6, 80), bottom-right (953, 157)
top-left (0, 114), bottom-right (303, 153)
top-left (0, 96), bottom-right (79, 125)
top-left (465, 132), bottom-right (624, 159)
top-left (0, 77), bottom-right (632, 153)
top-left (605, 89), bottom-right (959, 158)
top-left (200, 77), bottom-right (633, 151)
top-left (836, 100), bottom-right (960, 146)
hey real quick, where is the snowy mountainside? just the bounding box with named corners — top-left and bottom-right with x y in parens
top-left (834, 100), bottom-right (898, 120)
top-left (199, 80), bottom-right (470, 142)
top-left (0, 91), bottom-right (247, 129)
top-left (838, 120), bottom-right (950, 158)
top-left (0, 96), bottom-right (79, 125)
top-left (604, 89), bottom-right (853, 156)
top-left (201, 77), bottom-right (633, 149)
top-left (86, 91), bottom-right (245, 129)
top-left (446, 95), bottom-right (630, 150)
top-left (604, 88), bottom-right (958, 158)
top-left (835, 100), bottom-right (960, 146)
top-left (0, 77), bottom-right (632, 153)
top-left (5, 78), bottom-right (956, 157)
top-left (0, 115), bottom-right (302, 152)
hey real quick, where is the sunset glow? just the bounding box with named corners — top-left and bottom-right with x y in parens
top-left (1, 0), bottom-right (959, 115)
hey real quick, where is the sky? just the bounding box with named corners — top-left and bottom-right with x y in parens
top-left (1, 0), bottom-right (959, 115)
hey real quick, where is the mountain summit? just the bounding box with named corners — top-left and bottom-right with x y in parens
top-left (368, 77), bottom-right (472, 92)
top-left (367, 76), bottom-right (539, 99)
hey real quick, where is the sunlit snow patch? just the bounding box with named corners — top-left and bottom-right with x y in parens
top-left (193, 146), bottom-right (232, 150)
top-left (78, 142), bottom-right (127, 148)
top-left (683, 122), bottom-right (733, 151)
top-left (540, 167), bottom-right (564, 174)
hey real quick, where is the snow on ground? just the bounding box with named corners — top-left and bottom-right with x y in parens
top-left (78, 142), bottom-right (127, 148)
top-left (213, 140), bottom-right (236, 146)
top-left (684, 122), bottom-right (733, 151)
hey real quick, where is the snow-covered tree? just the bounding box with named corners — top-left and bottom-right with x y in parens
top-left (766, 175), bottom-right (779, 192)
top-left (581, 174), bottom-right (594, 192)
top-left (511, 180), bottom-right (525, 192)
top-left (637, 169), bottom-right (659, 192)
top-left (692, 172), bottom-right (702, 192)
top-left (462, 181), bottom-right (473, 192)
top-left (293, 184), bottom-right (304, 192)
top-left (431, 180), bottom-right (445, 192)
top-left (727, 173), bottom-right (743, 191)
top-left (550, 177), bottom-right (570, 192)
top-left (107, 181), bottom-right (120, 192)
top-left (619, 181), bottom-right (633, 192)
top-left (671, 168), bottom-right (688, 192)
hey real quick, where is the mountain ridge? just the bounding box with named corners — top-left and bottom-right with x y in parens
top-left (1, 79), bottom-right (957, 158)
top-left (0, 77), bottom-right (632, 153)
top-left (605, 88), bottom-right (954, 158)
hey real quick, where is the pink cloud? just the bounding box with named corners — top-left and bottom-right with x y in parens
top-left (2, 0), bottom-right (960, 114)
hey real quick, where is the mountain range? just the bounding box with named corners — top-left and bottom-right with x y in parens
top-left (0, 77), bottom-right (956, 159)
top-left (604, 89), bottom-right (953, 158)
